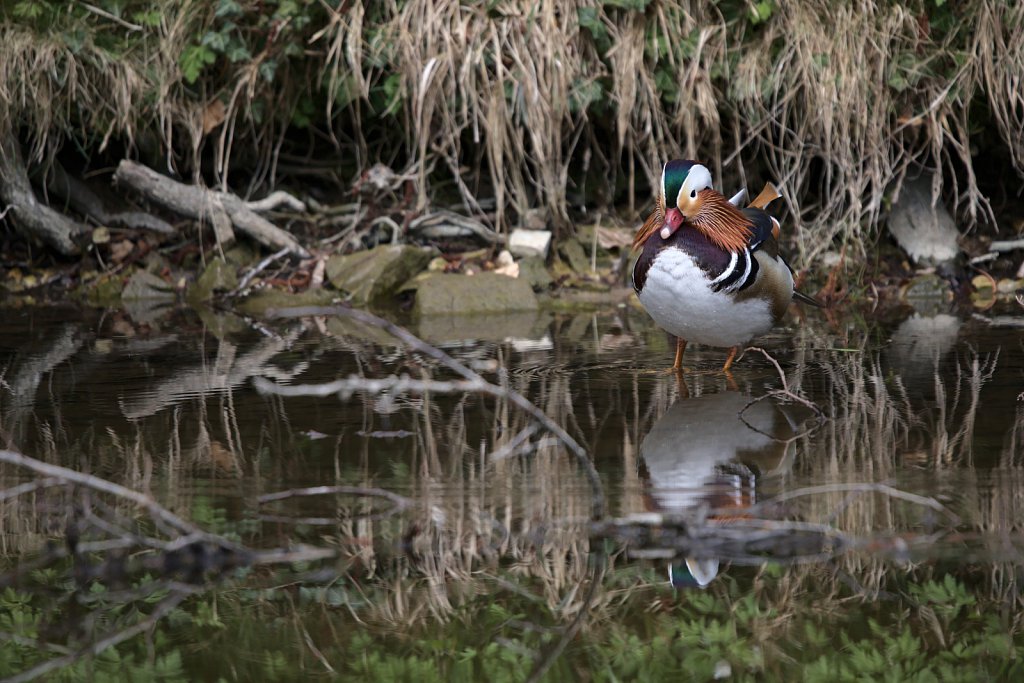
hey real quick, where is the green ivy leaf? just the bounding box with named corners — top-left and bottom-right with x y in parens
top-left (215, 0), bottom-right (244, 17)
top-left (578, 7), bottom-right (607, 41)
top-left (603, 0), bottom-right (650, 10)
top-left (748, 1), bottom-right (774, 25)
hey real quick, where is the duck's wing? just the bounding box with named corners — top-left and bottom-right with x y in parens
top-left (741, 199), bottom-right (823, 308)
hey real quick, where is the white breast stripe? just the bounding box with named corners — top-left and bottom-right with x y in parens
top-left (710, 250), bottom-right (738, 285)
top-left (725, 248), bottom-right (753, 293)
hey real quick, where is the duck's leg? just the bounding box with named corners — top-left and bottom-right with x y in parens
top-left (672, 338), bottom-right (688, 372)
top-left (721, 346), bottom-right (739, 372)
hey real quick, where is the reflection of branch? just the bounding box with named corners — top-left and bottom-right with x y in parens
top-left (741, 347), bottom-right (825, 419)
top-left (4, 588), bottom-right (194, 683)
top-left (118, 328), bottom-right (305, 419)
top-left (261, 306), bottom-right (607, 520)
top-left (749, 482), bottom-right (960, 524)
top-left (0, 450), bottom-right (199, 537)
top-left (258, 485), bottom-right (412, 523)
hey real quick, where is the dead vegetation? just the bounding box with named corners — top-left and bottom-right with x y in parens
top-left (1, 2), bottom-right (1023, 265)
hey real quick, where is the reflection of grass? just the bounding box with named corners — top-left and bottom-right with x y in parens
top-left (2, 316), bottom-right (1023, 679)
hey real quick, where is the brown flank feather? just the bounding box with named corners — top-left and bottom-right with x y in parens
top-left (690, 190), bottom-right (754, 253)
top-left (632, 192), bottom-right (665, 249)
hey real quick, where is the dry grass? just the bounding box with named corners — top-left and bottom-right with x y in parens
top-left (2, 2), bottom-right (1024, 262)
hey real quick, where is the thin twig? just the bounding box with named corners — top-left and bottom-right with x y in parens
top-left (246, 190), bottom-right (306, 213)
top-left (741, 347), bottom-right (825, 419)
top-left (232, 246), bottom-right (291, 294)
top-left (75, 1), bottom-right (143, 31)
top-left (0, 477), bottom-right (66, 502)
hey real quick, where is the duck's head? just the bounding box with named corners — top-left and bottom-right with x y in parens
top-left (659, 160), bottom-right (713, 239)
top-left (633, 160), bottom-right (716, 249)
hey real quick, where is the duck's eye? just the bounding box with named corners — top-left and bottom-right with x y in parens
top-left (690, 190), bottom-right (697, 199)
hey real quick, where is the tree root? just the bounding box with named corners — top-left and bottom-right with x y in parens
top-left (0, 125), bottom-right (84, 255)
top-left (113, 160), bottom-right (310, 258)
top-left (41, 161), bottom-right (175, 235)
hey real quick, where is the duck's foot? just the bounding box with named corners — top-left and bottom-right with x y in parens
top-left (721, 346), bottom-right (739, 373)
top-left (721, 346), bottom-right (739, 391)
top-left (671, 338), bottom-right (688, 372)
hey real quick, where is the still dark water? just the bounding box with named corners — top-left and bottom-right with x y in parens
top-left (1, 301), bottom-right (1023, 681)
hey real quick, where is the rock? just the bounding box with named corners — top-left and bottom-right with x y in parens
top-left (190, 258), bottom-right (238, 302)
top-left (495, 249), bottom-right (514, 267)
top-left (904, 273), bottom-right (948, 300)
top-left (326, 245), bottom-right (434, 306)
top-left (576, 224), bottom-right (633, 253)
top-left (888, 176), bottom-right (960, 265)
top-left (122, 270), bottom-right (175, 301)
top-left (234, 288), bottom-right (336, 317)
top-left (509, 228), bottom-right (552, 259)
top-left (558, 238), bottom-right (591, 273)
top-left (194, 305), bottom-right (249, 339)
top-left (407, 272), bottom-right (538, 315)
top-left (518, 257), bottom-right (553, 291)
top-left (83, 273), bottom-right (125, 306)
top-left (413, 311), bottom-right (549, 343)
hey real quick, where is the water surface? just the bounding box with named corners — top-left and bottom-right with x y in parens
top-left (1, 302), bottom-right (1023, 680)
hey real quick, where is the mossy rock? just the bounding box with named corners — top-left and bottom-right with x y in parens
top-left (518, 256), bottom-right (553, 292)
top-left (413, 311), bottom-right (549, 343)
top-left (189, 258), bottom-right (238, 303)
top-left (405, 272), bottom-right (538, 315)
top-left (558, 238), bottom-right (591, 274)
top-left (326, 246), bottom-right (434, 306)
top-left (83, 273), bottom-right (125, 306)
top-left (122, 270), bottom-right (176, 301)
top-left (234, 288), bottom-right (336, 317)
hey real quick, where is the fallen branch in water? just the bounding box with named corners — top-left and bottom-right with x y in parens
top-left (256, 305), bottom-right (607, 520)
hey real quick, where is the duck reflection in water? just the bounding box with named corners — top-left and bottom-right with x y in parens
top-left (640, 390), bottom-right (805, 588)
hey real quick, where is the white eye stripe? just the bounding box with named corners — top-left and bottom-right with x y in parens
top-left (677, 164), bottom-right (713, 206)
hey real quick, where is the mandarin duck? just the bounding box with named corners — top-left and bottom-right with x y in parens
top-left (632, 160), bottom-right (819, 372)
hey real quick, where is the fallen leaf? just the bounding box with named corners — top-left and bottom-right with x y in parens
top-left (109, 240), bottom-right (134, 263)
top-left (203, 98), bottom-right (226, 134)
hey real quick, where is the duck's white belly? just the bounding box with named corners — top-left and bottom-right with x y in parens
top-left (637, 247), bottom-right (774, 347)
